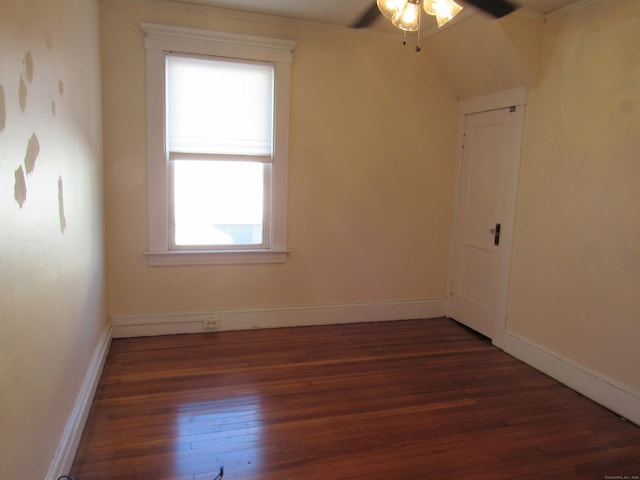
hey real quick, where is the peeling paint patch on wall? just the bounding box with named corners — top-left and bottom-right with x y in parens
top-left (23, 51), bottom-right (35, 83)
top-left (19, 75), bottom-right (27, 111)
top-left (24, 133), bottom-right (40, 174)
top-left (18, 52), bottom-right (35, 112)
top-left (58, 176), bottom-right (66, 234)
top-left (0, 84), bottom-right (5, 131)
top-left (14, 165), bottom-right (27, 207)
top-left (52, 79), bottom-right (63, 116)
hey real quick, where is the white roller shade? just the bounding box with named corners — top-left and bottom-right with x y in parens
top-left (166, 55), bottom-right (274, 157)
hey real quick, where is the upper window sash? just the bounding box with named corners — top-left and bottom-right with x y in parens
top-left (166, 54), bottom-right (275, 157)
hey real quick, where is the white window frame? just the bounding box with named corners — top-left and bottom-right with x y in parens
top-left (141, 23), bottom-right (295, 266)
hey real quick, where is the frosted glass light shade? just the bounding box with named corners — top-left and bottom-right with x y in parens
top-left (423, 0), bottom-right (463, 26)
top-left (423, 0), bottom-right (436, 15)
top-left (392, 0), bottom-right (421, 31)
top-left (435, 0), bottom-right (463, 26)
top-left (377, 0), bottom-right (408, 20)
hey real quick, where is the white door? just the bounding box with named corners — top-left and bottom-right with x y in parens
top-left (448, 105), bottom-right (524, 342)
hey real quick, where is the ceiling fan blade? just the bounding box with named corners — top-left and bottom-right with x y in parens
top-left (351, 2), bottom-right (380, 28)
top-left (462, 0), bottom-right (517, 18)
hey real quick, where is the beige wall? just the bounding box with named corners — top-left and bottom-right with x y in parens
top-left (0, 0), bottom-right (106, 478)
top-left (101, 0), bottom-right (459, 316)
top-left (508, 0), bottom-right (640, 393)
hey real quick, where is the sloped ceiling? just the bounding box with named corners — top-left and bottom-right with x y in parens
top-left (422, 12), bottom-right (545, 99)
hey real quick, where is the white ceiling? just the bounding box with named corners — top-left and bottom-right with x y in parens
top-left (168, 0), bottom-right (581, 29)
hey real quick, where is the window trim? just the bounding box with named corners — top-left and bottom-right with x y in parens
top-left (141, 23), bottom-right (295, 266)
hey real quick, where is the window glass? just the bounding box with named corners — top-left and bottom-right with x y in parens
top-left (172, 160), bottom-right (265, 247)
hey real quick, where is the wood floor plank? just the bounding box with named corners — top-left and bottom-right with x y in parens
top-left (72, 318), bottom-right (640, 479)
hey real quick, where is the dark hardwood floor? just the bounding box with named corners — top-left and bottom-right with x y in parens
top-left (71, 318), bottom-right (640, 480)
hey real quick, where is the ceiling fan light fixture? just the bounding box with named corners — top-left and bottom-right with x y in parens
top-left (379, 0), bottom-right (463, 33)
top-left (376, 0), bottom-right (408, 21)
top-left (391, 0), bottom-right (421, 31)
top-left (378, 0), bottom-right (515, 35)
top-left (376, 0), bottom-right (471, 50)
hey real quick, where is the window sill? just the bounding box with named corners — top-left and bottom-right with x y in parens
top-left (144, 249), bottom-right (290, 266)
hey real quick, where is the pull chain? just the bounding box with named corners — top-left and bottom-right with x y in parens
top-left (416, 7), bottom-right (422, 52)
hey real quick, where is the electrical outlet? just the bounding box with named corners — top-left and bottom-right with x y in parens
top-left (203, 316), bottom-right (219, 330)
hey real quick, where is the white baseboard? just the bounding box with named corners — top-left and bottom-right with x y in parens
top-left (502, 330), bottom-right (640, 426)
top-left (111, 298), bottom-right (447, 338)
top-left (47, 320), bottom-right (113, 480)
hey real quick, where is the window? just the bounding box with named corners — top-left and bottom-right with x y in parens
top-left (142, 24), bottom-right (296, 265)
top-left (167, 55), bottom-right (273, 249)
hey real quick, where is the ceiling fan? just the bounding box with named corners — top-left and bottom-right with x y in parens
top-left (352, 0), bottom-right (517, 29)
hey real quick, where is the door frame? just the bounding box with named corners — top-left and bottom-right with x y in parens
top-left (446, 87), bottom-right (526, 348)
